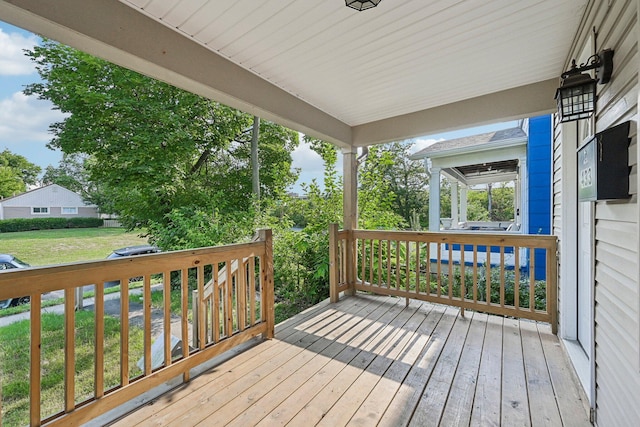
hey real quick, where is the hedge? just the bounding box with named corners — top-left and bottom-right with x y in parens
top-left (0, 217), bottom-right (104, 233)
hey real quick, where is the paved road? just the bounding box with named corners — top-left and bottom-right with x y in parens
top-left (0, 284), bottom-right (162, 327)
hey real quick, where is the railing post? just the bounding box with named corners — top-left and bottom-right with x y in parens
top-left (259, 229), bottom-right (275, 339)
top-left (329, 223), bottom-right (340, 303)
top-left (549, 242), bottom-right (559, 335)
top-left (345, 229), bottom-right (356, 296)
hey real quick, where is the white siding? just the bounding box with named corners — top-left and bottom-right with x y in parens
top-left (554, 0), bottom-right (640, 425)
top-left (0, 184), bottom-right (93, 208)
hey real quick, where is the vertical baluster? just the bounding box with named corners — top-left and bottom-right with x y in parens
top-left (394, 241), bottom-right (400, 290)
top-left (426, 240), bottom-right (431, 294)
top-left (486, 250), bottom-right (492, 305)
top-left (30, 294), bottom-right (41, 426)
top-left (163, 271), bottom-right (171, 367)
top-left (460, 247), bottom-right (465, 318)
top-left (529, 248), bottom-right (536, 311)
top-left (238, 260), bottom-right (247, 331)
top-left (415, 242), bottom-right (421, 294)
top-left (143, 275), bottom-right (152, 375)
top-left (361, 238), bottom-right (366, 284)
top-left (473, 245), bottom-right (478, 302)
top-left (213, 263), bottom-right (220, 343)
top-left (436, 243), bottom-right (442, 297)
top-left (514, 246), bottom-right (521, 312)
top-left (448, 243), bottom-right (453, 299)
top-left (181, 269), bottom-right (189, 382)
top-left (120, 279), bottom-right (129, 386)
top-left (386, 240), bottom-right (392, 288)
top-left (405, 240), bottom-right (410, 294)
top-left (226, 259), bottom-right (234, 335)
top-left (500, 247), bottom-right (505, 307)
top-left (197, 265), bottom-right (206, 349)
top-left (377, 239), bottom-right (383, 286)
top-left (249, 257), bottom-right (256, 327)
top-left (95, 282), bottom-right (105, 397)
top-left (369, 239), bottom-right (374, 285)
top-left (64, 288), bottom-right (75, 412)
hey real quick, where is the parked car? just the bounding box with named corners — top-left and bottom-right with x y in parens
top-left (105, 245), bottom-right (161, 286)
top-left (0, 254), bottom-right (31, 309)
top-left (107, 245), bottom-right (161, 259)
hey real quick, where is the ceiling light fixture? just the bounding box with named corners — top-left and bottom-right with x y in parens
top-left (346, 0), bottom-right (382, 11)
top-left (555, 48), bottom-right (614, 123)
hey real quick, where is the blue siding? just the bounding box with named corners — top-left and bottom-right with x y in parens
top-left (527, 115), bottom-right (552, 278)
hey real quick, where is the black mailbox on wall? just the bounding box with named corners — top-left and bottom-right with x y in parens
top-left (577, 121), bottom-right (631, 202)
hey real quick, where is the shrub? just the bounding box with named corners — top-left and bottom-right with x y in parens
top-left (0, 217), bottom-right (103, 232)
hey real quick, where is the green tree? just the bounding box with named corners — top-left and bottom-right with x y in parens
top-left (0, 150), bottom-right (41, 198)
top-left (24, 39), bottom-right (298, 231)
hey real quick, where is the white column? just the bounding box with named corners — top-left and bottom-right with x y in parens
top-left (515, 174), bottom-right (521, 226)
top-left (342, 148), bottom-right (358, 230)
top-left (460, 186), bottom-right (468, 222)
top-left (451, 181), bottom-right (459, 226)
top-left (429, 167), bottom-right (441, 231)
top-left (519, 156), bottom-right (528, 234)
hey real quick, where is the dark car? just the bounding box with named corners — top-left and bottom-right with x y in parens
top-left (105, 245), bottom-right (161, 286)
top-left (0, 254), bottom-right (31, 309)
top-left (107, 245), bottom-right (161, 259)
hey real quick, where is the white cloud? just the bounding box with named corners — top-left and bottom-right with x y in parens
top-left (0, 91), bottom-right (67, 167)
top-left (408, 137), bottom-right (443, 154)
top-left (0, 28), bottom-right (38, 76)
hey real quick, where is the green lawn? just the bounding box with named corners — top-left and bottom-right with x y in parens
top-left (0, 311), bottom-right (144, 426)
top-left (0, 227), bottom-right (148, 266)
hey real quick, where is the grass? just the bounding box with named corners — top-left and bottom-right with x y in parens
top-left (0, 227), bottom-right (148, 266)
top-left (0, 311), bottom-right (144, 426)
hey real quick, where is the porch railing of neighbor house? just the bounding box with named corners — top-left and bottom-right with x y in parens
top-left (329, 224), bottom-right (557, 333)
top-left (0, 229), bottom-right (274, 426)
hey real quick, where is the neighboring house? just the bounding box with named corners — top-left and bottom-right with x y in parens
top-left (411, 115), bottom-right (551, 239)
top-left (0, 184), bottom-right (99, 220)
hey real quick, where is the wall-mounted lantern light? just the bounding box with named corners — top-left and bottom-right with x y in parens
top-left (555, 49), bottom-right (614, 123)
top-left (346, 0), bottom-right (382, 11)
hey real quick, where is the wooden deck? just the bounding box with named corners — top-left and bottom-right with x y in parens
top-left (109, 293), bottom-right (590, 427)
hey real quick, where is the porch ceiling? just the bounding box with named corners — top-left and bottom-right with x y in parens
top-left (0, 0), bottom-right (589, 147)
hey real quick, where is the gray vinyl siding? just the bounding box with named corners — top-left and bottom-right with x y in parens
top-left (555, 0), bottom-right (640, 425)
top-left (2, 207), bottom-right (32, 220)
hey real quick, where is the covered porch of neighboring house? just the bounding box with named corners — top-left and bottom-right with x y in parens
top-left (410, 116), bottom-right (552, 235)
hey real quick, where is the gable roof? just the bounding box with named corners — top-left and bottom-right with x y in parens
top-left (0, 184), bottom-right (96, 207)
top-left (410, 127), bottom-right (527, 160)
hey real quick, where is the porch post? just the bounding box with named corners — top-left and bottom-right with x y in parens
top-left (343, 147), bottom-right (358, 295)
top-left (460, 185), bottom-right (468, 223)
top-left (451, 181), bottom-right (459, 227)
top-left (429, 167), bottom-right (441, 231)
top-left (519, 155), bottom-right (528, 233)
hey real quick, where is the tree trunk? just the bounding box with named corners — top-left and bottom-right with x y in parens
top-left (251, 116), bottom-right (260, 199)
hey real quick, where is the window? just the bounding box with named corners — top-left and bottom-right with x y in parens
top-left (61, 207), bottom-right (78, 215)
top-left (32, 207), bottom-right (49, 214)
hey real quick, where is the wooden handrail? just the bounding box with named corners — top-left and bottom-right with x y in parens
top-left (0, 230), bottom-right (274, 426)
top-left (329, 225), bottom-right (558, 334)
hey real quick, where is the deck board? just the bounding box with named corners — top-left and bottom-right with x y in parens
top-left (111, 294), bottom-right (591, 427)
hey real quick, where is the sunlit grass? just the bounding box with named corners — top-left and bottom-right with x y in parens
top-left (0, 227), bottom-right (148, 266)
top-left (0, 311), bottom-right (144, 426)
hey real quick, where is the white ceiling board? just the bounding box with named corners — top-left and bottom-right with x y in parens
top-left (123, 0), bottom-right (586, 127)
top-left (0, 0), bottom-right (590, 146)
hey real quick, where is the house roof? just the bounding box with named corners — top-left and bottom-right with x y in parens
top-left (0, 184), bottom-right (96, 207)
top-left (410, 125), bottom-right (528, 186)
top-left (0, 0), bottom-right (590, 147)
top-left (411, 127), bottom-right (527, 159)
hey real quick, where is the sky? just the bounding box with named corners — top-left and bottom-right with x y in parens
top-left (0, 21), bottom-right (516, 193)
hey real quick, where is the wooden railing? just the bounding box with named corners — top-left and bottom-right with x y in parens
top-left (0, 229), bottom-right (273, 426)
top-left (329, 225), bottom-right (557, 333)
